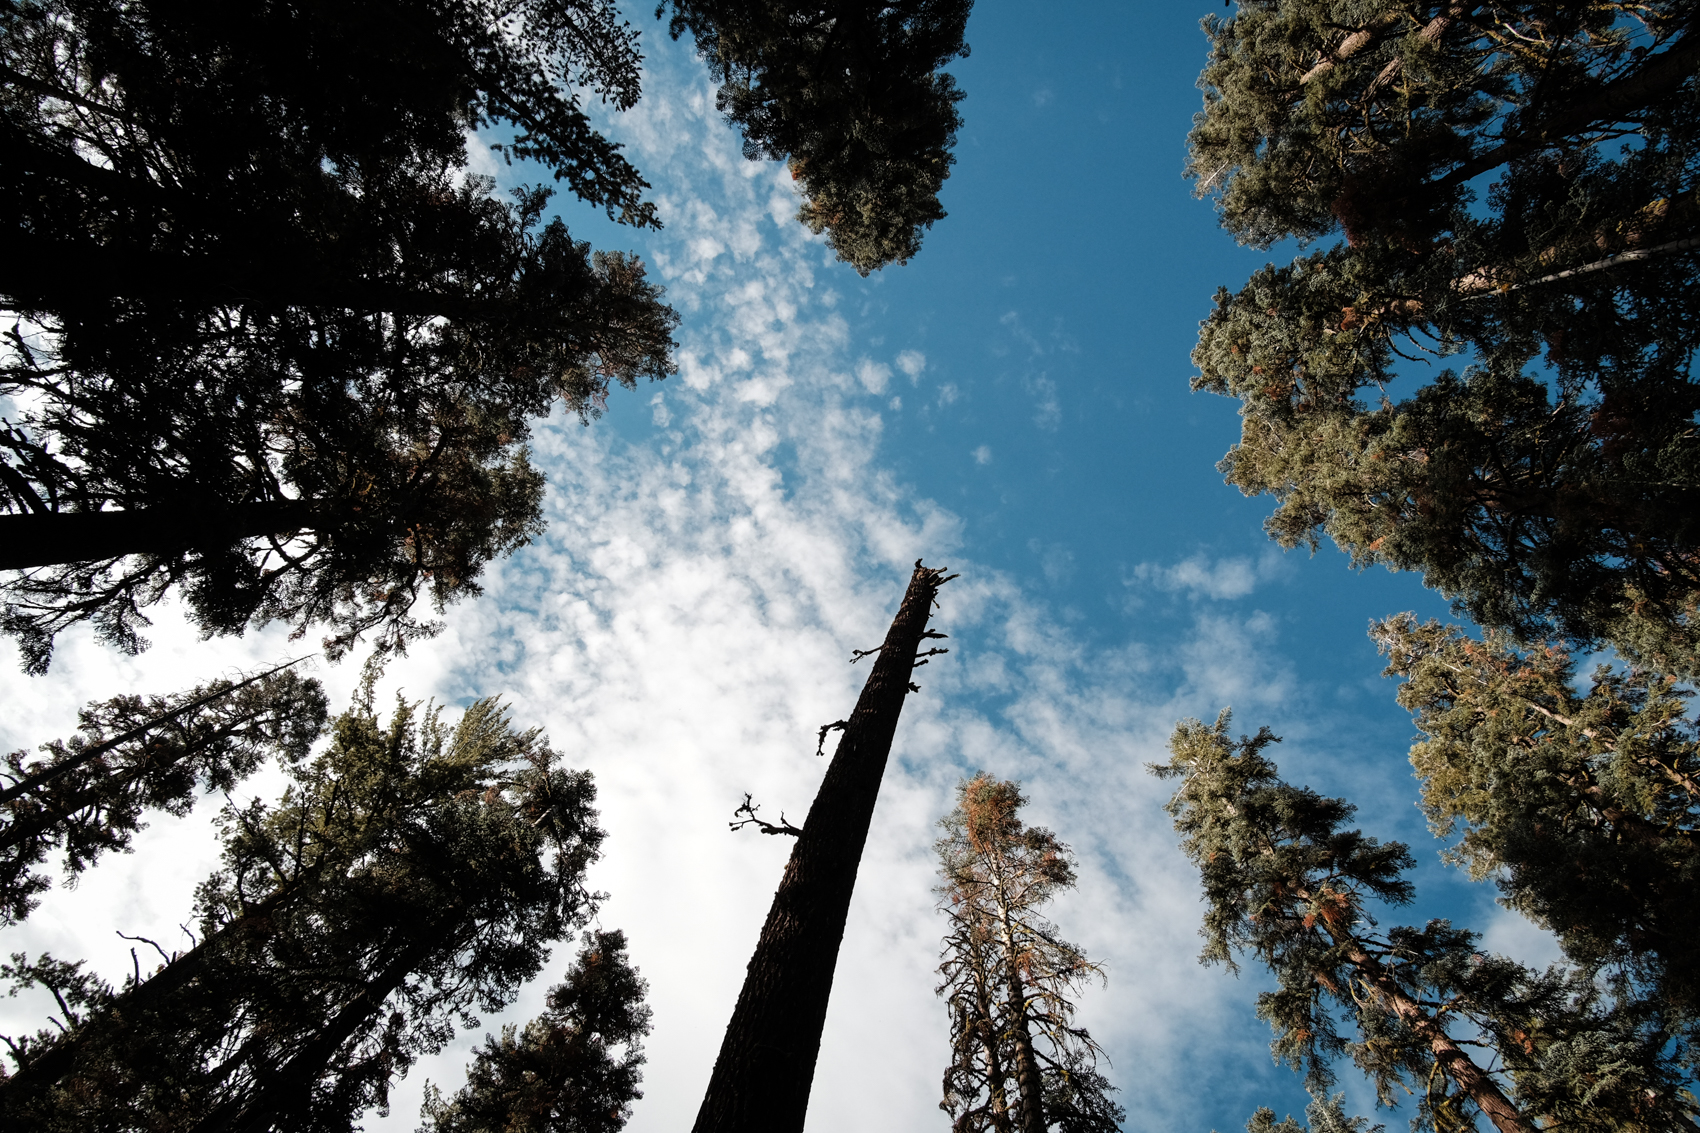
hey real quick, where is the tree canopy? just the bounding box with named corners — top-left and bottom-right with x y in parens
top-left (0, 661), bottom-right (326, 926)
top-left (1188, 2), bottom-right (1700, 672)
top-left (422, 929), bottom-right (651, 1133)
top-left (0, 0), bottom-right (680, 672)
top-left (660, 0), bottom-right (972, 274)
top-left (1375, 613), bottom-right (1700, 1025)
top-left (1155, 710), bottom-right (1696, 1133)
top-left (0, 691), bottom-right (605, 1133)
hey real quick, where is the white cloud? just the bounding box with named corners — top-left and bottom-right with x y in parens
top-left (1128, 551), bottom-right (1287, 602)
top-left (856, 358), bottom-right (892, 395)
top-left (895, 349), bottom-right (926, 383)
top-left (972, 444), bottom-right (992, 465)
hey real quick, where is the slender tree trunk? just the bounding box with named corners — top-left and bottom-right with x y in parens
top-left (0, 500), bottom-right (320, 571)
top-left (994, 889), bottom-right (1047, 1133)
top-left (691, 561), bottom-right (950, 1133)
top-left (977, 967), bottom-right (1014, 1133)
top-left (1342, 944), bottom-right (1536, 1133)
top-left (192, 913), bottom-right (458, 1133)
top-left (0, 887), bottom-right (297, 1114)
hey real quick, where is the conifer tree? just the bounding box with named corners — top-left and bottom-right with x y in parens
top-left (0, 661), bottom-right (327, 926)
top-left (1154, 711), bottom-right (1696, 1133)
top-left (693, 560), bottom-right (952, 1133)
top-left (658, 0), bottom-right (973, 274)
top-left (1187, 2), bottom-right (1700, 673)
top-left (421, 929), bottom-right (651, 1133)
top-left (935, 774), bottom-right (1122, 1133)
top-left (0, 691), bottom-right (604, 1133)
top-left (0, 0), bottom-right (677, 672)
top-left (1374, 613), bottom-right (1700, 1019)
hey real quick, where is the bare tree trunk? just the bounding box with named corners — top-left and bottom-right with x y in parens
top-left (691, 561), bottom-right (951, 1133)
top-left (994, 889), bottom-right (1047, 1133)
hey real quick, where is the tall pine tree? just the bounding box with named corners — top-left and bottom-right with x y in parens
top-left (1154, 710), bottom-right (1696, 1133)
top-left (935, 774), bottom-right (1122, 1133)
top-left (1188, 2), bottom-right (1700, 673)
top-left (0, 691), bottom-right (604, 1133)
top-left (0, 661), bottom-right (326, 926)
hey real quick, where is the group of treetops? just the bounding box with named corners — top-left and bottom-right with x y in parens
top-left (1167, 4), bottom-right (1700, 1133)
top-left (2, 1), bottom-right (1698, 1132)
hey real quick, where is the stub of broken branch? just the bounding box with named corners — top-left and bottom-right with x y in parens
top-left (815, 719), bottom-right (848, 756)
top-left (730, 793), bottom-right (802, 837)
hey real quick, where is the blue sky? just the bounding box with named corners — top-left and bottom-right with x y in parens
top-left (0, 6), bottom-right (1565, 1132)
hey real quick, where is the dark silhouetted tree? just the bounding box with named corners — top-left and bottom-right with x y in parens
top-left (693, 560), bottom-right (953, 1133)
top-left (0, 691), bottom-right (604, 1133)
top-left (659, 0), bottom-right (973, 274)
top-left (421, 929), bottom-right (651, 1133)
top-left (0, 660), bottom-right (326, 926)
top-left (1188, 2), bottom-right (1700, 673)
top-left (0, 0), bottom-right (678, 671)
top-left (935, 774), bottom-right (1122, 1133)
top-left (1154, 710), bottom-right (1696, 1133)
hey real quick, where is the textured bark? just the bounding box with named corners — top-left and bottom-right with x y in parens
top-left (0, 500), bottom-right (320, 571)
top-left (692, 560), bottom-right (950, 1133)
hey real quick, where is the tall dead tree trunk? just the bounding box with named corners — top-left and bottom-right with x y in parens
top-left (692, 559), bottom-right (952, 1133)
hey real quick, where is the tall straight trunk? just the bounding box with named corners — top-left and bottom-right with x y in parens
top-left (692, 560), bottom-right (950, 1133)
top-left (994, 887), bottom-right (1047, 1133)
top-left (977, 970), bottom-right (1015, 1133)
top-left (0, 500), bottom-right (319, 571)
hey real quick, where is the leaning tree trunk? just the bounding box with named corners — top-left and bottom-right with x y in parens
top-left (0, 500), bottom-right (319, 571)
top-left (692, 560), bottom-right (951, 1133)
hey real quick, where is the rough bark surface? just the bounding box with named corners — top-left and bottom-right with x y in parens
top-left (692, 560), bottom-right (950, 1133)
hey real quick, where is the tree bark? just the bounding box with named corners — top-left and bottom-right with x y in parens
top-left (0, 500), bottom-right (321, 571)
top-left (1343, 945), bottom-right (1536, 1133)
top-left (691, 560), bottom-right (950, 1133)
top-left (994, 886), bottom-right (1047, 1133)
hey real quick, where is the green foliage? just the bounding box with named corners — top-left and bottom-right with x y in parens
top-left (935, 774), bottom-right (1123, 1133)
top-left (1154, 711), bottom-right (1697, 1133)
top-left (1375, 613), bottom-right (1700, 1014)
top-left (1188, 2), bottom-right (1700, 672)
top-left (0, 692), bottom-right (604, 1133)
top-left (421, 929), bottom-right (650, 1133)
top-left (660, 0), bottom-right (972, 274)
top-left (0, 663), bottom-right (327, 927)
top-left (0, 1), bottom-right (678, 672)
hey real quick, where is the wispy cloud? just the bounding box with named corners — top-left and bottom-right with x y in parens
top-left (1127, 550), bottom-right (1288, 602)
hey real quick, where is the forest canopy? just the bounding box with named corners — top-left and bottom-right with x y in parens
top-left (1188, 2), bottom-right (1700, 673)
